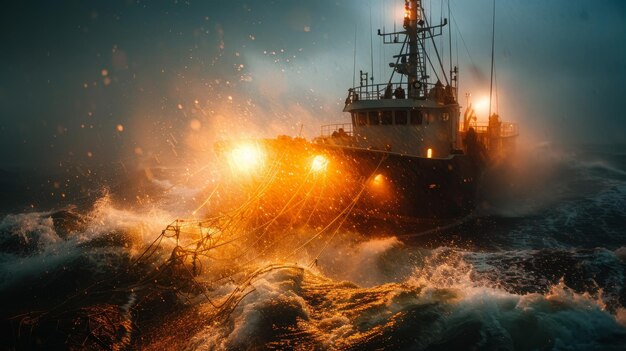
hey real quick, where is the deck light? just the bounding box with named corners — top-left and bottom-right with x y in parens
top-left (427, 148), bottom-right (433, 158)
top-left (373, 173), bottom-right (384, 185)
top-left (229, 143), bottom-right (264, 174)
top-left (311, 155), bottom-right (329, 173)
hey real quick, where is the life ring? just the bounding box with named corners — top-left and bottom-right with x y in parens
top-left (412, 81), bottom-right (422, 90)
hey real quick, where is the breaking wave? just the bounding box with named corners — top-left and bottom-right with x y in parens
top-left (187, 244), bottom-right (626, 350)
top-left (2, 144), bottom-right (626, 349)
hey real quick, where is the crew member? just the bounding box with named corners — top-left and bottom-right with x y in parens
top-left (394, 86), bottom-right (406, 99)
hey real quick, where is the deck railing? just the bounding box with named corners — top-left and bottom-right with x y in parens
top-left (460, 122), bottom-right (519, 138)
top-left (346, 81), bottom-right (457, 104)
top-left (500, 123), bottom-right (519, 138)
top-left (320, 123), bottom-right (353, 138)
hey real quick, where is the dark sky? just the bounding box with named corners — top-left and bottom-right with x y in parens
top-left (1, 0), bottom-right (625, 169)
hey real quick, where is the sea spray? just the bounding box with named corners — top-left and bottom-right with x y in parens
top-left (2, 145), bottom-right (626, 350)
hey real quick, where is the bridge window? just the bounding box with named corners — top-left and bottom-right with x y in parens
top-left (381, 111), bottom-right (393, 125)
top-left (442, 112), bottom-right (450, 121)
top-left (368, 111), bottom-right (380, 125)
top-left (410, 110), bottom-right (422, 125)
top-left (395, 110), bottom-right (407, 125)
top-left (357, 112), bottom-right (367, 126)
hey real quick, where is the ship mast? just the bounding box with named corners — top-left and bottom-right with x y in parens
top-left (405, 0), bottom-right (423, 99)
top-left (380, 0), bottom-right (449, 100)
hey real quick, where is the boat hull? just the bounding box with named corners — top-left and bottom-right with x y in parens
top-left (319, 145), bottom-right (478, 219)
top-left (213, 138), bottom-right (479, 233)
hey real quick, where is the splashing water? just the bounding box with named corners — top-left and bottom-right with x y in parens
top-left (2, 144), bottom-right (626, 350)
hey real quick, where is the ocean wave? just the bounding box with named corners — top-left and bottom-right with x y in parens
top-left (2, 152), bottom-right (625, 349)
top-left (0, 211), bottom-right (62, 255)
top-left (499, 182), bottom-right (626, 250)
top-left (164, 238), bottom-right (626, 350)
top-left (480, 143), bottom-right (626, 220)
top-left (185, 262), bottom-right (626, 350)
top-left (0, 196), bottom-right (175, 294)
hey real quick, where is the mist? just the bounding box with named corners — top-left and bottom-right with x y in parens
top-left (1, 0), bottom-right (625, 171)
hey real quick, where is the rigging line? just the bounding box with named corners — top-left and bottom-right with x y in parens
top-left (440, 0), bottom-right (444, 53)
top-left (388, 36), bottom-right (409, 84)
top-left (229, 169), bottom-right (326, 264)
top-left (173, 263), bottom-right (221, 308)
top-left (224, 151), bottom-right (285, 215)
top-left (397, 212), bottom-right (475, 238)
top-left (448, 0), bottom-right (453, 77)
top-left (495, 63), bottom-right (499, 114)
top-left (281, 174), bottom-right (373, 261)
top-left (455, 24), bottom-right (459, 69)
top-left (284, 178), bottom-right (364, 261)
top-left (210, 269), bottom-right (258, 309)
top-left (422, 8), bottom-right (449, 84)
top-left (352, 25), bottom-right (357, 88)
top-left (370, 3), bottom-right (374, 83)
top-left (288, 175), bottom-right (323, 227)
top-left (38, 224), bottom-right (175, 317)
top-left (303, 176), bottom-right (326, 226)
top-left (450, 11), bottom-right (474, 69)
top-left (189, 163), bottom-right (283, 248)
top-left (429, 0), bottom-right (432, 26)
top-left (271, 190), bottom-right (315, 231)
top-left (201, 224), bottom-right (308, 282)
top-left (246, 166), bottom-right (317, 248)
top-left (418, 39), bottom-right (442, 83)
top-left (307, 182), bottom-right (364, 268)
top-left (285, 155), bottom-right (387, 263)
top-left (381, 0), bottom-right (384, 79)
top-left (488, 0), bottom-right (496, 119)
top-left (191, 182), bottom-right (220, 216)
top-left (217, 264), bottom-right (301, 312)
top-left (306, 155), bottom-right (387, 266)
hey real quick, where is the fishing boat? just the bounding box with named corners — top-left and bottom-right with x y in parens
top-left (213, 0), bottom-right (518, 233)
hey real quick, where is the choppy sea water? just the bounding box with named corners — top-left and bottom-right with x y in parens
top-left (1, 144), bottom-right (626, 350)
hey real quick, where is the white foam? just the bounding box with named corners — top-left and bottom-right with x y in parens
top-left (81, 195), bottom-right (173, 245)
top-left (0, 195), bottom-right (175, 290)
top-left (182, 243), bottom-right (626, 350)
top-left (0, 211), bottom-right (60, 250)
top-left (315, 236), bottom-right (415, 287)
top-left (189, 267), bottom-right (309, 350)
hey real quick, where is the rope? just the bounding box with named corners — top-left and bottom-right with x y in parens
top-left (422, 8), bottom-right (450, 85)
top-left (488, 0), bottom-right (496, 119)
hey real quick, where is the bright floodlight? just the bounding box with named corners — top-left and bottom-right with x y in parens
top-left (372, 173), bottom-right (384, 185)
top-left (229, 143), bottom-right (264, 174)
top-left (474, 96), bottom-right (490, 117)
top-left (310, 155), bottom-right (329, 173)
